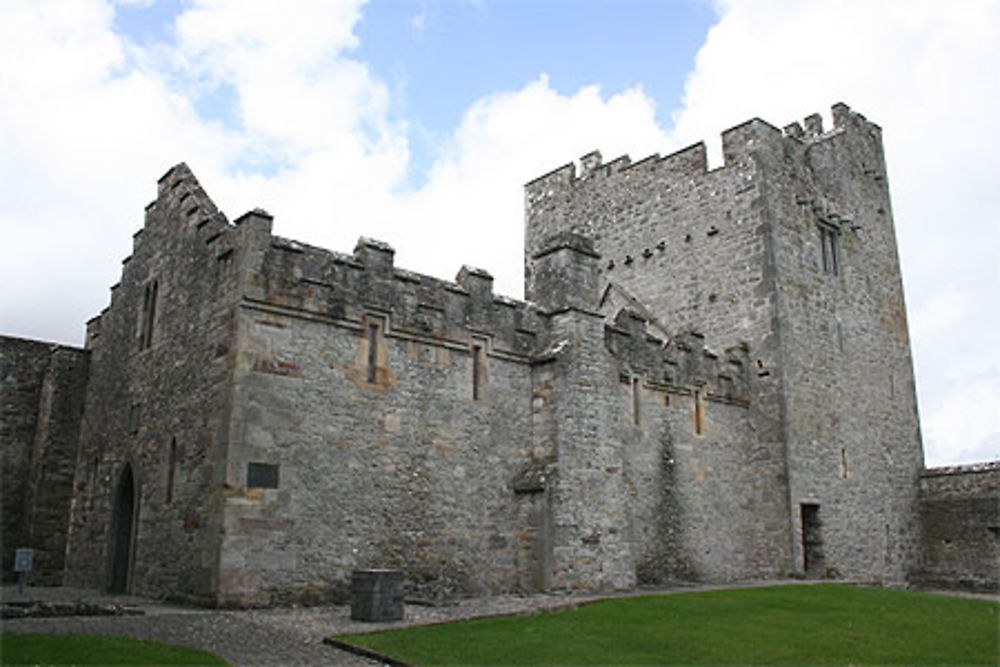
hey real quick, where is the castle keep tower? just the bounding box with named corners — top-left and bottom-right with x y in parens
top-left (525, 103), bottom-right (924, 582)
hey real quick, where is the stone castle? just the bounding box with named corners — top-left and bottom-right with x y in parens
top-left (2, 103), bottom-right (997, 605)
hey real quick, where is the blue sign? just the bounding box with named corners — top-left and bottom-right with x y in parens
top-left (14, 548), bottom-right (34, 573)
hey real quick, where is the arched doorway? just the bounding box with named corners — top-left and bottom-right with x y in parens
top-left (109, 463), bottom-right (137, 593)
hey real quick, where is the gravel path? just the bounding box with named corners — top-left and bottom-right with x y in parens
top-left (1, 585), bottom-right (621, 666)
top-left (5, 609), bottom-right (374, 666)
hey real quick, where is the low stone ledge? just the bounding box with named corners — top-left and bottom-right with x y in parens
top-left (322, 637), bottom-right (414, 667)
top-left (0, 599), bottom-right (145, 619)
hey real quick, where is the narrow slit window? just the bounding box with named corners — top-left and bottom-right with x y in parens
top-left (631, 377), bottom-right (641, 425)
top-left (139, 279), bottom-right (159, 349)
top-left (694, 390), bottom-right (704, 435)
top-left (366, 323), bottom-right (379, 383)
top-left (166, 438), bottom-right (177, 504)
top-left (819, 225), bottom-right (840, 276)
top-left (472, 344), bottom-right (483, 400)
top-left (128, 403), bottom-right (141, 434)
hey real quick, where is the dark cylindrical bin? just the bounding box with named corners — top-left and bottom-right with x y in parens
top-left (350, 569), bottom-right (404, 622)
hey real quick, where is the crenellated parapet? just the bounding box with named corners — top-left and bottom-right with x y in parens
top-left (604, 308), bottom-right (750, 405)
top-left (782, 101), bottom-right (881, 142)
top-left (249, 232), bottom-right (543, 361)
top-left (524, 140), bottom-right (710, 197)
top-left (525, 103), bottom-right (881, 237)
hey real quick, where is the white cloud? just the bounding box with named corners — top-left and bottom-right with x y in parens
top-left (172, 0), bottom-right (376, 153)
top-left (387, 76), bottom-right (669, 295)
top-left (924, 370), bottom-right (1000, 465)
top-left (0, 1), bottom-right (232, 344)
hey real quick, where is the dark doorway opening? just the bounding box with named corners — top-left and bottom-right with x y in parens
top-left (801, 503), bottom-right (824, 577)
top-left (109, 464), bottom-right (137, 593)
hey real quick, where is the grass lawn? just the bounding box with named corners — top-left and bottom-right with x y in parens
top-left (0, 632), bottom-right (228, 666)
top-left (339, 583), bottom-right (999, 665)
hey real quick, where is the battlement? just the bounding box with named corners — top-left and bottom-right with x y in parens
top-left (249, 229), bottom-right (543, 360)
top-left (783, 102), bottom-right (879, 142)
top-left (605, 308), bottom-right (750, 405)
top-left (525, 103), bottom-right (879, 198)
top-left (524, 139), bottom-right (710, 194)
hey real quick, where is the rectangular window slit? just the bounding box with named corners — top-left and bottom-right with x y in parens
top-left (694, 390), bottom-right (704, 435)
top-left (819, 225), bottom-right (840, 276)
top-left (631, 377), bottom-right (641, 425)
top-left (140, 279), bottom-right (158, 349)
top-left (367, 323), bottom-right (379, 383)
top-left (472, 344), bottom-right (483, 400)
top-left (128, 403), bottom-right (141, 433)
top-left (166, 438), bottom-right (177, 504)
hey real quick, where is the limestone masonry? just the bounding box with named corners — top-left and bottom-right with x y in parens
top-left (2, 103), bottom-right (996, 604)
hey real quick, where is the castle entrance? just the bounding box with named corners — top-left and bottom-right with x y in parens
top-left (800, 503), bottom-right (824, 577)
top-left (109, 463), bottom-right (137, 593)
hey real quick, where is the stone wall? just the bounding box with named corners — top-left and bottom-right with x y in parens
top-left (217, 232), bottom-right (541, 605)
top-left (524, 121), bottom-right (797, 582)
top-left (0, 336), bottom-right (89, 584)
top-left (602, 310), bottom-right (781, 583)
top-left (913, 462), bottom-right (999, 592)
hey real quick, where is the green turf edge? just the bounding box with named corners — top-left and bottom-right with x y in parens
top-left (0, 632), bottom-right (229, 666)
top-left (326, 597), bottom-right (599, 666)
top-left (334, 583), bottom-right (1000, 666)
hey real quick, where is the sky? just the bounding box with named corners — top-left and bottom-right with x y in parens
top-left (1, 0), bottom-right (997, 467)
